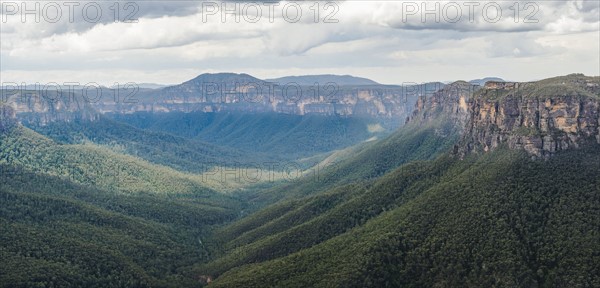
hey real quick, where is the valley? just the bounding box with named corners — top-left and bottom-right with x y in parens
top-left (2, 1), bottom-right (598, 286)
top-left (1, 73), bottom-right (599, 287)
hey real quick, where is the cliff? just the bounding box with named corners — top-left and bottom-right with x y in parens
top-left (409, 74), bottom-right (600, 158)
top-left (92, 74), bottom-right (444, 120)
top-left (0, 74), bottom-right (446, 127)
top-left (407, 80), bottom-right (478, 127)
top-left (406, 80), bottom-right (480, 144)
top-left (461, 75), bottom-right (600, 158)
top-left (1, 88), bottom-right (101, 126)
top-left (0, 104), bottom-right (17, 132)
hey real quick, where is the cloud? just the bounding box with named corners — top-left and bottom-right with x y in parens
top-left (0, 1), bottom-right (203, 36)
top-left (0, 0), bottom-right (598, 85)
top-left (485, 33), bottom-right (563, 58)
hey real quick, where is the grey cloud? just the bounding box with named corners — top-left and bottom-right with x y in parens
top-left (382, 1), bottom-right (598, 33)
top-left (485, 34), bottom-right (564, 58)
top-left (1, 0), bottom-right (597, 85)
top-left (0, 1), bottom-right (202, 37)
top-left (134, 1), bottom-right (202, 18)
top-left (576, 0), bottom-right (600, 13)
top-left (577, 1), bottom-right (600, 23)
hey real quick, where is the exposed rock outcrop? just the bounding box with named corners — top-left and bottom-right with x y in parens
top-left (0, 104), bottom-right (17, 132)
top-left (2, 74), bottom-right (445, 126)
top-left (107, 75), bottom-right (442, 119)
top-left (408, 74), bottom-right (600, 158)
top-left (404, 81), bottom-right (480, 143)
top-left (1, 89), bottom-right (100, 126)
top-left (462, 94), bottom-right (599, 158)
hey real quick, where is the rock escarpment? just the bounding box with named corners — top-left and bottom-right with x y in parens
top-left (1, 89), bottom-right (100, 126)
top-left (0, 104), bottom-right (17, 132)
top-left (1, 73), bottom-right (444, 125)
top-left (409, 74), bottom-right (600, 158)
top-left (105, 73), bottom-right (442, 119)
top-left (463, 94), bottom-right (599, 157)
top-left (462, 75), bottom-right (600, 158)
top-left (406, 81), bottom-right (480, 142)
top-left (407, 80), bottom-right (477, 127)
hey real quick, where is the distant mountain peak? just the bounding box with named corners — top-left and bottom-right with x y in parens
top-left (469, 77), bottom-right (506, 86)
top-left (266, 74), bottom-right (380, 86)
top-left (184, 72), bottom-right (265, 85)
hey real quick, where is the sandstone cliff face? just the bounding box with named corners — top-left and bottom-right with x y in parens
top-left (2, 74), bottom-right (444, 125)
top-left (407, 81), bottom-right (477, 132)
top-left (0, 105), bottom-right (17, 132)
top-left (111, 84), bottom-right (430, 119)
top-left (462, 94), bottom-right (600, 158)
top-left (1, 91), bottom-right (100, 126)
top-left (99, 73), bottom-right (445, 120)
top-left (408, 74), bottom-right (600, 158)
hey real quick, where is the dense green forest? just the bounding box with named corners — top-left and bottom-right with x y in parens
top-left (0, 123), bottom-right (250, 287)
top-left (1, 75), bottom-right (599, 287)
top-left (108, 112), bottom-right (386, 159)
top-left (2, 119), bottom-right (599, 287)
top-left (0, 113), bottom-right (447, 287)
top-left (234, 114), bottom-right (462, 206)
top-left (25, 116), bottom-right (279, 173)
top-left (0, 163), bottom-right (242, 287)
top-left (0, 124), bottom-right (248, 193)
top-left (476, 74), bottom-right (600, 100)
top-left (201, 146), bottom-right (600, 287)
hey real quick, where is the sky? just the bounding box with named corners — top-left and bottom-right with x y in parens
top-left (1, 0), bottom-right (599, 85)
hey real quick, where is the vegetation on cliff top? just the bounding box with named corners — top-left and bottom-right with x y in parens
top-left (476, 74), bottom-right (600, 100)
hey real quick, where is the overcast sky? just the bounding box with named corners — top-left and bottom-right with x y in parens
top-left (1, 0), bottom-right (599, 85)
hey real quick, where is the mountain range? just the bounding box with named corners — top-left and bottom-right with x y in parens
top-left (1, 73), bottom-right (443, 124)
top-left (266, 74), bottom-right (380, 86)
top-left (1, 73), bottom-right (598, 287)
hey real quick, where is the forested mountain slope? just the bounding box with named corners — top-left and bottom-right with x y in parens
top-left (1, 124), bottom-right (224, 194)
top-left (107, 112), bottom-right (385, 159)
top-left (204, 146), bottom-right (600, 288)
top-left (0, 164), bottom-right (242, 287)
top-left (25, 116), bottom-right (278, 172)
top-left (0, 111), bottom-right (248, 286)
top-left (198, 75), bottom-right (600, 287)
top-left (236, 81), bottom-right (476, 206)
top-left (1, 75), bottom-right (598, 287)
